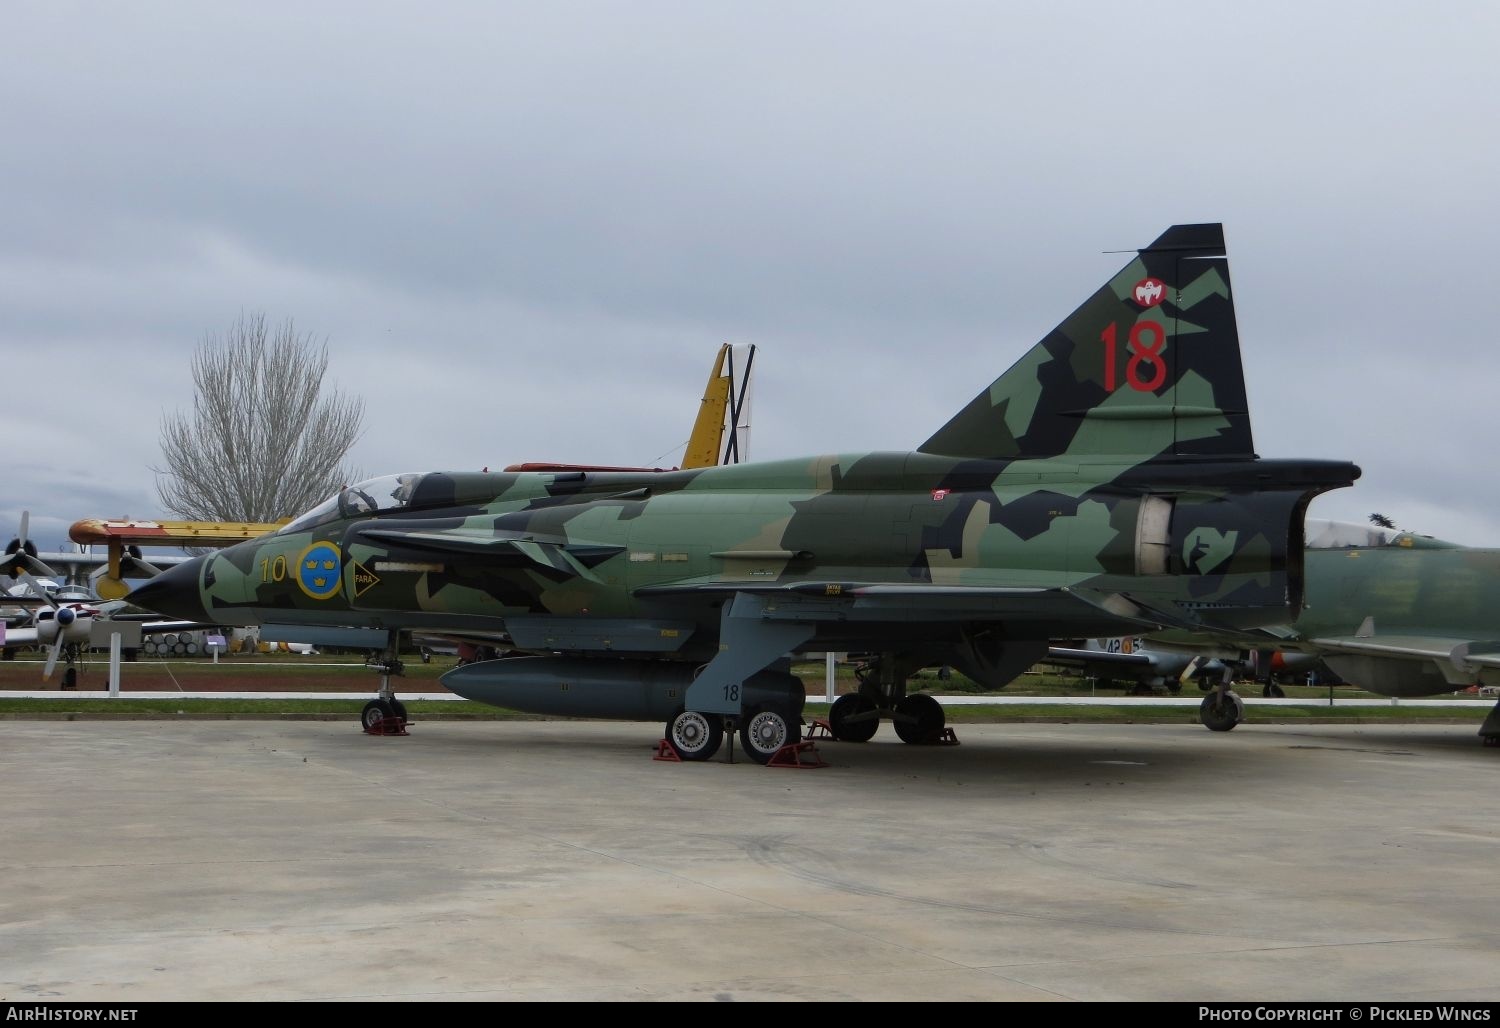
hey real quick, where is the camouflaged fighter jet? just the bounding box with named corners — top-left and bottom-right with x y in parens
top-left (1148, 518), bottom-right (1500, 745)
top-left (127, 223), bottom-right (1360, 762)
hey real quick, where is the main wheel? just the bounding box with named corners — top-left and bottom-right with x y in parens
top-left (361, 699), bottom-right (396, 731)
top-left (739, 706), bottom-right (800, 765)
top-left (893, 693), bottom-right (945, 744)
top-left (61, 667), bottom-right (78, 690)
top-left (1199, 691), bottom-right (1244, 732)
top-left (1262, 683), bottom-right (1285, 699)
top-left (828, 693), bottom-right (880, 742)
top-left (666, 709), bottom-right (724, 761)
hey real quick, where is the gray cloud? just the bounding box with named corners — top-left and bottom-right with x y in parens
top-left (3, 1), bottom-right (1498, 556)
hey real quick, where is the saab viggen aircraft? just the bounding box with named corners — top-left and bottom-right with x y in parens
top-left (127, 224), bottom-right (1360, 762)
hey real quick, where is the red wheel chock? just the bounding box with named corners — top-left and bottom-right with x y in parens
top-left (364, 717), bottom-right (409, 737)
top-left (652, 739), bottom-right (682, 762)
top-left (767, 741), bottom-right (828, 769)
top-left (923, 726), bottom-right (959, 745)
top-left (803, 718), bottom-right (835, 740)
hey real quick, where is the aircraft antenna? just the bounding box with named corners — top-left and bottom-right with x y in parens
top-left (649, 440), bottom-right (689, 466)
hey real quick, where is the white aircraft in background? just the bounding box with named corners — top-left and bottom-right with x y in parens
top-left (0, 598), bottom-right (106, 683)
top-left (3, 513), bottom-right (208, 686)
top-left (1, 590), bottom-right (216, 686)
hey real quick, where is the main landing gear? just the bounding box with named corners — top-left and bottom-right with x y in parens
top-left (824, 659), bottom-right (951, 745)
top-left (828, 691), bottom-right (949, 744)
top-left (664, 704), bottom-right (804, 765)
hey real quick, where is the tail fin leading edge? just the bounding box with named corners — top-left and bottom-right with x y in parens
top-left (919, 223), bottom-right (1252, 462)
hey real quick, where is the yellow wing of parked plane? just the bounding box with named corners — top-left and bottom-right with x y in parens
top-left (69, 518), bottom-right (289, 600)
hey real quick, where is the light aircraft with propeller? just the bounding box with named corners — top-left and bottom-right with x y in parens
top-left (2, 513), bottom-right (211, 685)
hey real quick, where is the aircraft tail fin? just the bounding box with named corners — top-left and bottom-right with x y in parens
top-left (919, 224), bottom-right (1252, 462)
top-left (682, 343), bottom-right (755, 468)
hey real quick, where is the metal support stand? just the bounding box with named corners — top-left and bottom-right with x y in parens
top-left (108, 632), bottom-right (121, 698)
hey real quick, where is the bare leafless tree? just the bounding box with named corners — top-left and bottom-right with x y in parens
top-left (155, 312), bottom-right (365, 523)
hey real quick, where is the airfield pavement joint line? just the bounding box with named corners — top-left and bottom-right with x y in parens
top-left (767, 741), bottom-right (828, 769)
top-left (363, 716), bottom-right (409, 737)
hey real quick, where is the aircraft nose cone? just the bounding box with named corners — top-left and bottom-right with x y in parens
top-left (126, 556), bottom-right (209, 623)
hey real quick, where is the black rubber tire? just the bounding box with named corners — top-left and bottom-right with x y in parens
top-left (666, 709), bottom-right (724, 761)
top-left (390, 699), bottom-right (409, 723)
top-left (1200, 692), bottom-right (1243, 732)
top-left (1263, 683), bottom-right (1285, 699)
top-left (828, 693), bottom-right (880, 742)
top-left (893, 694), bottom-right (945, 744)
top-left (361, 699), bottom-right (396, 731)
top-left (739, 706), bottom-right (800, 765)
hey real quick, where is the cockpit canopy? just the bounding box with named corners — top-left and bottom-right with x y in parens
top-left (280, 473), bottom-right (427, 534)
top-left (1304, 519), bottom-right (1462, 551)
top-left (278, 471), bottom-right (522, 535)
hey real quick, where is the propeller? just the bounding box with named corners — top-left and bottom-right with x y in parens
top-left (1, 513), bottom-right (109, 683)
top-left (42, 605), bottom-right (79, 680)
top-left (4, 511), bottom-right (60, 581)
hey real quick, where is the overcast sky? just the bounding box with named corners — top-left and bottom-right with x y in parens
top-left (5, 2), bottom-right (1499, 555)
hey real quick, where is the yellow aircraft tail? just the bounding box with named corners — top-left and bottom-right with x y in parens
top-left (682, 343), bottom-right (755, 469)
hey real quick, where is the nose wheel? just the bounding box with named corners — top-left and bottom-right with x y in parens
top-left (361, 630), bottom-right (409, 734)
top-left (362, 698), bottom-right (409, 734)
top-left (1199, 689), bottom-right (1244, 732)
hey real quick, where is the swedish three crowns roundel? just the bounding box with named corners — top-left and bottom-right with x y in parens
top-left (296, 541), bottom-right (342, 600)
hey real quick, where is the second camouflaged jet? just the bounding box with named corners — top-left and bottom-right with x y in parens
top-left (128, 224), bottom-right (1360, 762)
top-left (1147, 518), bottom-right (1500, 744)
